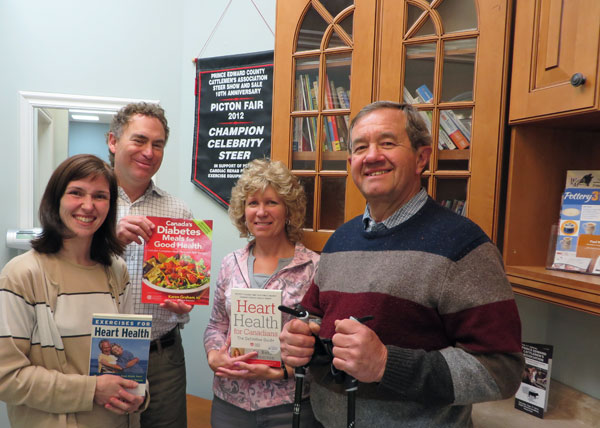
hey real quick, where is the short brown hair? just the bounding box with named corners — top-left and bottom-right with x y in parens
top-left (348, 101), bottom-right (432, 152)
top-left (31, 154), bottom-right (124, 265)
top-left (106, 102), bottom-right (169, 165)
top-left (229, 159), bottom-right (306, 243)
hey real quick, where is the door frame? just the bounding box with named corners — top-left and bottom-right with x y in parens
top-left (18, 91), bottom-right (158, 228)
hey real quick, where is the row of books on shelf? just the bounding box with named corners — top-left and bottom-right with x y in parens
top-left (403, 85), bottom-right (471, 150)
top-left (295, 73), bottom-right (351, 111)
top-left (325, 113), bottom-right (349, 152)
top-left (440, 199), bottom-right (466, 216)
top-left (294, 73), bottom-right (350, 152)
top-left (293, 116), bottom-right (348, 153)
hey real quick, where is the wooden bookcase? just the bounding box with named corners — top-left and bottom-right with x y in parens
top-left (271, 0), bottom-right (513, 251)
top-left (504, 0), bottom-right (600, 315)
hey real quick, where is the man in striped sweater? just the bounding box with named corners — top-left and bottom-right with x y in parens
top-left (280, 101), bottom-right (524, 427)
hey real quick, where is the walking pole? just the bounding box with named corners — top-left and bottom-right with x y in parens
top-left (344, 315), bottom-right (374, 428)
top-left (292, 365), bottom-right (306, 428)
top-left (278, 305), bottom-right (310, 428)
top-left (345, 375), bottom-right (358, 428)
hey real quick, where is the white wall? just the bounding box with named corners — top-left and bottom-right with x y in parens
top-left (0, 0), bottom-right (275, 424)
top-left (175, 0), bottom-right (276, 401)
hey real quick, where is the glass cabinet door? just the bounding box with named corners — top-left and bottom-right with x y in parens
top-left (291, 1), bottom-right (353, 233)
top-left (400, 0), bottom-right (476, 217)
top-left (378, 0), bottom-right (510, 240)
top-left (272, 0), bottom-right (376, 249)
top-left (273, 0), bottom-right (510, 247)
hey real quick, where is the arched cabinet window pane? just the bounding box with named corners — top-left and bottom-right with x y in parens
top-left (338, 14), bottom-right (353, 38)
top-left (400, 0), bottom-right (477, 215)
top-left (322, 0), bottom-right (353, 18)
top-left (437, 0), bottom-right (477, 33)
top-left (291, 2), bottom-right (354, 233)
top-left (297, 8), bottom-right (328, 52)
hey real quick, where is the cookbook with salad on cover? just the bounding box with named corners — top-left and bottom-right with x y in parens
top-left (141, 216), bottom-right (212, 305)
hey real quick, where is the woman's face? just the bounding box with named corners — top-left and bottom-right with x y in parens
top-left (111, 345), bottom-right (123, 356)
top-left (59, 175), bottom-right (110, 243)
top-left (244, 185), bottom-right (288, 242)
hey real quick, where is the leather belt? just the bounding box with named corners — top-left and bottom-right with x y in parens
top-left (150, 326), bottom-right (178, 352)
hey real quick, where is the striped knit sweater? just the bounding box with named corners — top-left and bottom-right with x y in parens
top-left (302, 198), bottom-right (524, 428)
top-left (0, 251), bottom-right (138, 428)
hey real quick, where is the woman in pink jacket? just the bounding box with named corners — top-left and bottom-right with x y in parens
top-left (204, 159), bottom-right (321, 427)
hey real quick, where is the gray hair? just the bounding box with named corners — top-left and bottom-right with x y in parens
top-left (98, 339), bottom-right (111, 350)
top-left (348, 101), bottom-right (431, 152)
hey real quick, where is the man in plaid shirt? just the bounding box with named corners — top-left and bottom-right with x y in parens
top-left (107, 102), bottom-right (193, 428)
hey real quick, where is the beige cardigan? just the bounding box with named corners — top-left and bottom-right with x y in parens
top-left (0, 251), bottom-right (146, 428)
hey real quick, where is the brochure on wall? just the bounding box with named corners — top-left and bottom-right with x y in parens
top-left (141, 217), bottom-right (212, 305)
top-left (551, 170), bottom-right (600, 274)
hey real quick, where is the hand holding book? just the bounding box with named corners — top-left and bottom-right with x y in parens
top-left (94, 374), bottom-right (145, 415)
top-left (217, 359), bottom-right (286, 381)
top-left (116, 215), bottom-right (155, 246)
top-left (208, 337), bottom-right (288, 381)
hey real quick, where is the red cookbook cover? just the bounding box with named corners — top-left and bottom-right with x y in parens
top-left (141, 217), bottom-right (212, 305)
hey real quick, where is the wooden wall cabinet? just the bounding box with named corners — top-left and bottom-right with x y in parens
top-left (509, 0), bottom-right (600, 124)
top-left (504, 1), bottom-right (600, 314)
top-left (271, 0), bottom-right (512, 250)
top-left (503, 128), bottom-right (600, 315)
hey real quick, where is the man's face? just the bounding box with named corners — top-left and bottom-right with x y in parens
top-left (100, 341), bottom-right (111, 355)
top-left (108, 114), bottom-right (166, 187)
top-left (348, 108), bottom-right (430, 208)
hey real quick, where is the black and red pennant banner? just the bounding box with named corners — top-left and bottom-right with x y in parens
top-left (191, 50), bottom-right (274, 208)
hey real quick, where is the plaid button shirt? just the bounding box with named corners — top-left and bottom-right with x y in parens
top-left (363, 188), bottom-right (428, 231)
top-left (117, 181), bottom-right (194, 340)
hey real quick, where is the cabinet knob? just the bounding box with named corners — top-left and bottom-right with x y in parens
top-left (570, 73), bottom-right (586, 87)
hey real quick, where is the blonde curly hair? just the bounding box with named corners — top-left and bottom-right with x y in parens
top-left (229, 159), bottom-right (306, 243)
